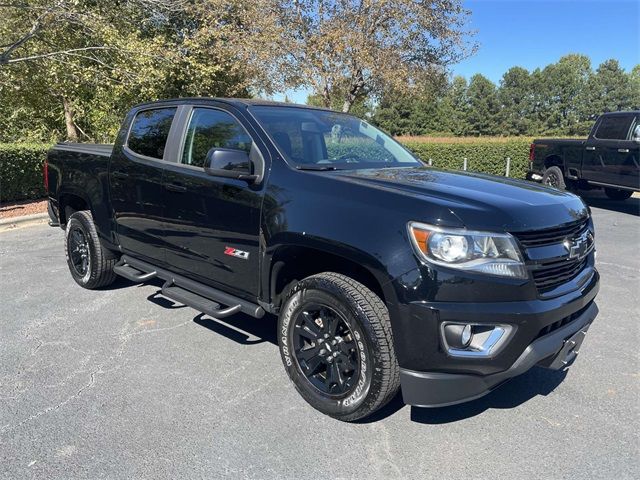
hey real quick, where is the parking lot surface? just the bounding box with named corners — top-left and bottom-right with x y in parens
top-left (1, 193), bottom-right (638, 479)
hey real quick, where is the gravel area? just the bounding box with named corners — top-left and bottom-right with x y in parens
top-left (0, 199), bottom-right (48, 219)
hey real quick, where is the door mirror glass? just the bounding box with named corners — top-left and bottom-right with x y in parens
top-left (205, 147), bottom-right (256, 181)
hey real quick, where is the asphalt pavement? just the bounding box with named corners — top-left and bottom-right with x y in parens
top-left (0, 192), bottom-right (638, 479)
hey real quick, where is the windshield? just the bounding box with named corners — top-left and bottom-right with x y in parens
top-left (250, 106), bottom-right (422, 169)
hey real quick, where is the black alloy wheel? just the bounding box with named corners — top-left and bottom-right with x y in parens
top-left (68, 226), bottom-right (90, 277)
top-left (278, 272), bottom-right (400, 422)
top-left (292, 303), bottom-right (360, 396)
top-left (542, 166), bottom-right (566, 189)
top-left (64, 210), bottom-right (118, 289)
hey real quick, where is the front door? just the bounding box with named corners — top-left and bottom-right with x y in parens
top-left (162, 106), bottom-right (263, 299)
top-left (582, 114), bottom-right (637, 188)
top-left (110, 107), bottom-right (177, 264)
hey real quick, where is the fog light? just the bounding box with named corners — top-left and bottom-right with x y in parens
top-left (443, 324), bottom-right (473, 349)
top-left (441, 323), bottom-right (514, 358)
top-left (461, 324), bottom-right (472, 347)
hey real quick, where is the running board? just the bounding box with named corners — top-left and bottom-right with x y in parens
top-left (116, 255), bottom-right (264, 319)
top-left (114, 260), bottom-right (157, 282)
top-left (161, 283), bottom-right (242, 319)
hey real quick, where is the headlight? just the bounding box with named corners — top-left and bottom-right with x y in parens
top-left (408, 222), bottom-right (527, 279)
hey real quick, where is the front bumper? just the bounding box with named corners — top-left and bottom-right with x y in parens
top-left (400, 300), bottom-right (598, 407)
top-left (526, 170), bottom-right (543, 182)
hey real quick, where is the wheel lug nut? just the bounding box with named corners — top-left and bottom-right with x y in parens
top-left (324, 334), bottom-right (329, 339)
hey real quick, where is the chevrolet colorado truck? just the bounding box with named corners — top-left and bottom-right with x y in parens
top-left (46, 98), bottom-right (599, 421)
top-left (528, 111), bottom-right (640, 200)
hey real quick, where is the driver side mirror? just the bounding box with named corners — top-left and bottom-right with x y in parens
top-left (204, 147), bottom-right (258, 183)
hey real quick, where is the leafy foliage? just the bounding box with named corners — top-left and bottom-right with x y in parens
top-left (402, 139), bottom-right (531, 179)
top-left (0, 144), bottom-right (49, 202)
top-left (373, 55), bottom-right (640, 137)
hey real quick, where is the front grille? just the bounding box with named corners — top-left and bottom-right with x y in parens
top-left (532, 257), bottom-right (588, 292)
top-left (535, 301), bottom-right (593, 340)
top-left (513, 218), bottom-right (592, 292)
top-left (514, 218), bottom-right (589, 248)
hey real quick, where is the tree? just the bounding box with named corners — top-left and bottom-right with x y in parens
top-left (588, 59), bottom-right (635, 114)
top-left (534, 54), bottom-right (592, 135)
top-left (229, 0), bottom-right (474, 113)
top-left (498, 66), bottom-right (536, 135)
top-left (465, 74), bottom-right (499, 136)
top-left (0, 1), bottom-right (253, 142)
top-left (629, 65), bottom-right (640, 110)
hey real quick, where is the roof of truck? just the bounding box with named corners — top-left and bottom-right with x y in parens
top-left (132, 97), bottom-right (335, 112)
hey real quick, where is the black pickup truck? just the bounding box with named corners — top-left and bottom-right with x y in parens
top-left (46, 98), bottom-right (599, 421)
top-left (528, 111), bottom-right (640, 199)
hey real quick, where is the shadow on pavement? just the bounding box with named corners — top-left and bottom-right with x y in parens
top-left (360, 366), bottom-right (568, 424)
top-left (193, 312), bottom-right (278, 346)
top-left (578, 190), bottom-right (639, 217)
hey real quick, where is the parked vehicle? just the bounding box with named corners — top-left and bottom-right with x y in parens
top-left (528, 111), bottom-right (640, 200)
top-left (46, 98), bottom-right (599, 421)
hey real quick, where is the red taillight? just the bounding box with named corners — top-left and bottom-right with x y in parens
top-left (43, 158), bottom-right (49, 192)
top-left (529, 143), bottom-right (535, 163)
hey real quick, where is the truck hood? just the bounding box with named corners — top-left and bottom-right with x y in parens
top-left (333, 166), bottom-right (589, 231)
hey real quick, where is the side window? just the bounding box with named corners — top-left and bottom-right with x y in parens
top-left (182, 109), bottom-right (253, 168)
top-left (127, 108), bottom-right (176, 159)
top-left (595, 115), bottom-right (633, 140)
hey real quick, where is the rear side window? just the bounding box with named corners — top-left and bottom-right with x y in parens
top-left (181, 108), bottom-right (253, 168)
top-left (594, 115), bottom-right (633, 140)
top-left (127, 108), bottom-right (177, 159)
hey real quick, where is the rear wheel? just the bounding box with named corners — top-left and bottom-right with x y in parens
top-left (604, 188), bottom-right (633, 201)
top-left (542, 166), bottom-right (566, 190)
top-left (278, 272), bottom-right (400, 422)
top-left (65, 210), bottom-right (118, 289)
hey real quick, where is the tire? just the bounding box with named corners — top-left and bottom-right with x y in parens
top-left (542, 166), bottom-right (566, 190)
top-left (64, 210), bottom-right (118, 289)
top-left (604, 188), bottom-right (633, 201)
top-left (278, 272), bottom-right (400, 422)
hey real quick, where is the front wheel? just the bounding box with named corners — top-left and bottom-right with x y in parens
top-left (604, 188), bottom-right (633, 201)
top-left (278, 272), bottom-right (400, 422)
top-left (65, 210), bottom-right (118, 289)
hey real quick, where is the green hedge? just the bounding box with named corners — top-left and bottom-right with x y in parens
top-left (401, 140), bottom-right (531, 179)
top-left (0, 144), bottom-right (50, 202)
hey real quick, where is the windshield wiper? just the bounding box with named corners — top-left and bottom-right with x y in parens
top-left (295, 165), bottom-right (340, 171)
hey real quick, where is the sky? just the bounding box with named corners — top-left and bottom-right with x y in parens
top-left (274, 0), bottom-right (639, 104)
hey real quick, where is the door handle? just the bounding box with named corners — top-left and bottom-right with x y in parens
top-left (618, 148), bottom-right (630, 153)
top-left (112, 171), bottom-right (129, 179)
top-left (585, 146), bottom-right (596, 151)
top-left (164, 183), bottom-right (187, 193)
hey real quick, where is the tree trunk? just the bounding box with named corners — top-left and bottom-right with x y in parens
top-left (342, 71), bottom-right (365, 113)
top-left (62, 96), bottom-right (80, 142)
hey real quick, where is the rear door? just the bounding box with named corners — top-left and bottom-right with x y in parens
top-left (583, 114), bottom-right (638, 188)
top-left (161, 105), bottom-right (265, 299)
top-left (109, 106), bottom-right (178, 265)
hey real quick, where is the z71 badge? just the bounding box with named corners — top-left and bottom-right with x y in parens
top-left (224, 247), bottom-right (250, 260)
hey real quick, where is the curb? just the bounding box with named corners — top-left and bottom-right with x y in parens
top-left (0, 213), bottom-right (49, 232)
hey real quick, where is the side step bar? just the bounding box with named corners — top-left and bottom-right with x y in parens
top-left (114, 255), bottom-right (264, 319)
top-left (161, 283), bottom-right (241, 319)
top-left (114, 260), bottom-right (157, 282)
